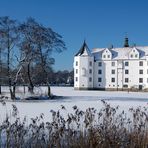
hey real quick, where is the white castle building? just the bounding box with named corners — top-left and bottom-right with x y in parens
top-left (74, 38), bottom-right (148, 91)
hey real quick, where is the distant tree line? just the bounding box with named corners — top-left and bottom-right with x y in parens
top-left (0, 66), bottom-right (74, 85)
top-left (0, 16), bottom-right (68, 99)
top-left (48, 70), bottom-right (74, 85)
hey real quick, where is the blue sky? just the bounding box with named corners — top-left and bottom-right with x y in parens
top-left (0, 0), bottom-right (148, 71)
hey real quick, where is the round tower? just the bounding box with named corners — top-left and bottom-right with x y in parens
top-left (74, 41), bottom-right (94, 90)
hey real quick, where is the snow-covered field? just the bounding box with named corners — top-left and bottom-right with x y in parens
top-left (0, 86), bottom-right (148, 123)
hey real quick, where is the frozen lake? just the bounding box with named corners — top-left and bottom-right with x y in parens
top-left (51, 86), bottom-right (148, 100)
top-left (0, 86), bottom-right (148, 123)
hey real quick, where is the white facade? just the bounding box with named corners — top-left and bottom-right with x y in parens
top-left (74, 41), bottom-right (148, 91)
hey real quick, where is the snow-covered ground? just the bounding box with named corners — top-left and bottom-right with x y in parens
top-left (0, 86), bottom-right (148, 123)
top-left (51, 86), bottom-right (148, 100)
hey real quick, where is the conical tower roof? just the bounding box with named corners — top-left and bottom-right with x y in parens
top-left (75, 41), bottom-right (91, 56)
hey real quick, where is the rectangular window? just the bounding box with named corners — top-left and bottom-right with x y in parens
top-left (98, 62), bottom-right (102, 66)
top-left (139, 78), bottom-right (143, 83)
top-left (112, 62), bottom-right (115, 66)
top-left (125, 69), bottom-right (129, 74)
top-left (76, 61), bottom-right (78, 66)
top-left (125, 61), bottom-right (129, 66)
top-left (89, 77), bottom-right (92, 82)
top-left (147, 78), bottom-right (148, 83)
top-left (89, 69), bottom-right (92, 74)
top-left (98, 70), bottom-right (102, 74)
top-left (111, 69), bottom-right (115, 74)
top-left (139, 61), bottom-right (143, 66)
top-left (130, 54), bottom-right (133, 58)
top-left (75, 77), bottom-right (78, 82)
top-left (98, 77), bottom-right (102, 82)
top-left (76, 69), bottom-right (78, 74)
top-left (108, 55), bottom-right (110, 58)
top-left (135, 54), bottom-right (138, 58)
top-left (123, 84), bottom-right (128, 88)
top-left (139, 70), bottom-right (143, 74)
top-left (125, 78), bottom-right (129, 83)
top-left (147, 69), bottom-right (148, 74)
top-left (103, 55), bottom-right (106, 58)
top-left (111, 78), bottom-right (115, 83)
top-left (89, 61), bottom-right (92, 66)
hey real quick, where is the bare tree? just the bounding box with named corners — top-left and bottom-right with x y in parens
top-left (0, 16), bottom-right (19, 99)
top-left (19, 18), bottom-right (66, 95)
top-left (0, 16), bottom-right (66, 98)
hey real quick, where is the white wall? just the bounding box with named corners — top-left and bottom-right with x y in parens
top-left (93, 59), bottom-right (148, 90)
top-left (74, 50), bottom-right (148, 90)
top-left (74, 56), bottom-right (94, 89)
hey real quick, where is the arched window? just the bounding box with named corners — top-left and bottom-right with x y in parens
top-left (81, 68), bottom-right (86, 76)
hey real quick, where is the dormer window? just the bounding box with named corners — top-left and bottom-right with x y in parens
top-left (102, 48), bottom-right (112, 60)
top-left (129, 47), bottom-right (139, 59)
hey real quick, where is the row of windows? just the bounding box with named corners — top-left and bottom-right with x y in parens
top-left (102, 54), bottom-right (139, 59)
top-left (76, 69), bottom-right (147, 75)
top-left (103, 55), bottom-right (110, 58)
top-left (75, 77), bottom-right (92, 82)
top-left (98, 77), bottom-right (144, 83)
top-left (98, 62), bottom-right (115, 67)
top-left (75, 69), bottom-right (93, 74)
top-left (76, 77), bottom-right (148, 83)
top-left (130, 54), bottom-right (138, 58)
top-left (98, 69), bottom-right (144, 75)
top-left (76, 60), bottom-right (148, 67)
top-left (75, 61), bottom-right (92, 66)
top-left (98, 61), bottom-right (144, 67)
top-left (98, 78), bottom-right (115, 83)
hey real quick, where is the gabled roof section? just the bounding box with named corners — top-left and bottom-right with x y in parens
top-left (102, 48), bottom-right (112, 54)
top-left (136, 48), bottom-right (145, 58)
top-left (128, 47), bottom-right (139, 54)
top-left (92, 46), bottom-right (148, 60)
top-left (75, 41), bottom-right (92, 56)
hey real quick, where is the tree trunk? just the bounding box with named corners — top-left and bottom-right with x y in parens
top-left (7, 28), bottom-right (15, 100)
top-left (39, 45), bottom-right (51, 97)
top-left (0, 86), bottom-right (1, 94)
top-left (27, 63), bottom-right (34, 94)
top-left (10, 86), bottom-right (16, 100)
